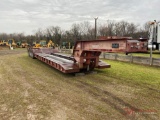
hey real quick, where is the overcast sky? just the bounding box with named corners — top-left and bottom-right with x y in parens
top-left (0, 0), bottom-right (159, 35)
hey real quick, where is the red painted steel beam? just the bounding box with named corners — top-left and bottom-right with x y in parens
top-left (34, 53), bottom-right (79, 73)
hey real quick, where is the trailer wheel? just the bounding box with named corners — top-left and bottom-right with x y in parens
top-left (28, 50), bottom-right (35, 59)
top-left (89, 59), bottom-right (96, 71)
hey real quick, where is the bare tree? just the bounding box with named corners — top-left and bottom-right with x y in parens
top-left (98, 20), bottom-right (115, 36)
top-left (99, 24), bottom-right (107, 36)
top-left (79, 21), bottom-right (92, 40)
top-left (34, 28), bottom-right (45, 42)
top-left (70, 23), bottom-right (82, 40)
top-left (51, 26), bottom-right (62, 45)
top-left (126, 23), bottom-right (138, 35)
top-left (0, 20), bottom-right (151, 44)
top-left (119, 21), bottom-right (129, 36)
top-left (106, 20), bottom-right (115, 36)
top-left (0, 33), bottom-right (8, 40)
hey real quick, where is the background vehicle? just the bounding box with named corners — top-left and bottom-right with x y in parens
top-left (16, 40), bottom-right (28, 48)
top-left (0, 40), bottom-right (7, 46)
top-left (8, 39), bottom-right (16, 49)
top-left (47, 40), bottom-right (55, 48)
top-left (62, 42), bottom-right (71, 49)
top-left (32, 40), bottom-right (47, 48)
top-left (148, 20), bottom-right (160, 51)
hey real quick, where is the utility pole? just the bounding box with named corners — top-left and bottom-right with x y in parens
top-left (94, 17), bottom-right (98, 39)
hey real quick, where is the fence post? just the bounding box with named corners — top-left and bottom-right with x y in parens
top-left (130, 54), bottom-right (133, 63)
top-left (103, 52), bottom-right (105, 59)
top-left (150, 58), bottom-right (153, 66)
top-left (115, 54), bottom-right (118, 60)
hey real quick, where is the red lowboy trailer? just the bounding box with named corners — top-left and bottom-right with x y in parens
top-left (28, 37), bottom-right (148, 73)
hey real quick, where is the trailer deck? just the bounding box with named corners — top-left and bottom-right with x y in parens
top-left (33, 52), bottom-right (110, 73)
top-left (34, 53), bottom-right (80, 73)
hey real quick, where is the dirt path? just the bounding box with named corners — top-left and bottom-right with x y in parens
top-left (0, 48), bottom-right (27, 56)
top-left (0, 50), bottom-right (159, 120)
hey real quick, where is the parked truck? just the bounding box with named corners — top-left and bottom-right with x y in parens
top-left (148, 20), bottom-right (160, 51)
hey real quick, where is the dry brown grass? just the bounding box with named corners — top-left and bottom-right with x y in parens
top-left (0, 50), bottom-right (159, 120)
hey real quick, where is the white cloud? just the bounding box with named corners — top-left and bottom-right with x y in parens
top-left (22, 0), bottom-right (40, 4)
top-left (0, 0), bottom-right (159, 35)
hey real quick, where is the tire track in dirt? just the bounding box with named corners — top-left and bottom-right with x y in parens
top-left (19, 54), bottom-right (159, 120)
top-left (62, 78), bottom-right (158, 120)
top-left (86, 80), bottom-right (158, 119)
top-left (18, 54), bottom-right (113, 119)
top-left (1, 52), bottom-right (159, 120)
top-left (0, 55), bottom-right (56, 119)
top-left (0, 49), bottom-right (27, 56)
top-left (0, 54), bottom-right (84, 120)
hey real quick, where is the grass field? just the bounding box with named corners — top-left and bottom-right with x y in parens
top-left (0, 49), bottom-right (160, 120)
top-left (131, 52), bottom-right (160, 58)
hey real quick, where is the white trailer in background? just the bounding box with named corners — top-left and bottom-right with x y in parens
top-left (148, 21), bottom-right (160, 51)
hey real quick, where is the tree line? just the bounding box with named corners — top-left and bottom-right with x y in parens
top-left (0, 20), bottom-right (150, 46)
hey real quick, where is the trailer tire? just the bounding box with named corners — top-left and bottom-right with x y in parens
top-left (89, 59), bottom-right (96, 71)
top-left (28, 50), bottom-right (35, 59)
